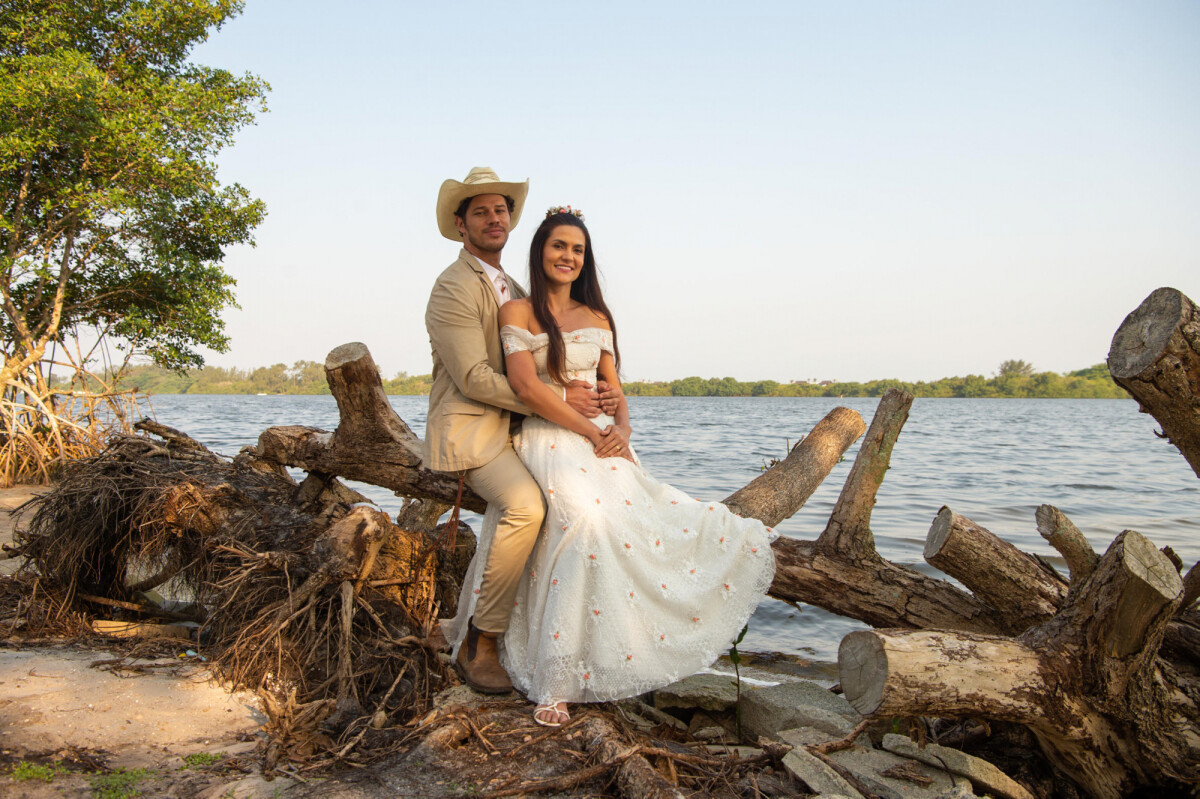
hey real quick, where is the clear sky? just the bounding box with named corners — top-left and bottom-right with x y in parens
top-left (190, 0), bottom-right (1199, 384)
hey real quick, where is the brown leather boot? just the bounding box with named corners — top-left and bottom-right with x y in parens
top-left (456, 621), bottom-right (513, 694)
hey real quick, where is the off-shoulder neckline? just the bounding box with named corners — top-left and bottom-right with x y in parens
top-left (501, 324), bottom-right (611, 338)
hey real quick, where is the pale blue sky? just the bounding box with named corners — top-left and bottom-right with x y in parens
top-left (192, 0), bottom-right (1199, 383)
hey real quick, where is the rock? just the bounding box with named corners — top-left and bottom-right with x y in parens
top-left (653, 673), bottom-right (740, 712)
top-left (934, 787), bottom-right (978, 799)
top-left (197, 775), bottom-right (294, 798)
top-left (820, 742), bottom-right (954, 799)
top-left (431, 683), bottom-right (491, 710)
top-left (742, 680), bottom-right (862, 741)
top-left (782, 746), bottom-right (866, 798)
top-left (689, 708), bottom-right (737, 739)
top-left (778, 726), bottom-right (860, 748)
top-left (882, 734), bottom-right (1034, 799)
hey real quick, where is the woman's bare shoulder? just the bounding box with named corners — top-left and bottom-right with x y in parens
top-left (499, 299), bottom-right (532, 326)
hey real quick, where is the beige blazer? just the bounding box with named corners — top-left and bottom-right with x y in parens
top-left (423, 250), bottom-right (532, 472)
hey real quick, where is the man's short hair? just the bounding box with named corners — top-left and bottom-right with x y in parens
top-left (454, 194), bottom-right (516, 221)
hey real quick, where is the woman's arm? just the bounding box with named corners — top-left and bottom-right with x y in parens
top-left (499, 303), bottom-right (610, 450)
top-left (592, 351), bottom-right (632, 460)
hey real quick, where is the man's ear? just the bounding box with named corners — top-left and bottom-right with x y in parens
top-left (454, 216), bottom-right (466, 238)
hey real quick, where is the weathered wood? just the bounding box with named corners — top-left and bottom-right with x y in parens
top-left (1181, 560), bottom-right (1200, 611)
top-left (925, 507), bottom-right (1066, 633)
top-left (841, 530), bottom-right (1199, 799)
top-left (1039, 531), bottom-right (1181, 684)
top-left (581, 715), bottom-right (686, 799)
top-left (768, 536), bottom-right (1002, 631)
top-left (767, 392), bottom-right (1009, 633)
top-left (839, 629), bottom-right (1045, 720)
top-left (723, 406), bottom-right (866, 527)
top-left (817, 388), bottom-right (913, 558)
top-left (1034, 504), bottom-right (1098, 585)
top-left (1107, 287), bottom-right (1200, 478)
top-left (767, 390), bottom-right (1008, 632)
top-left (312, 506), bottom-right (388, 582)
top-left (264, 343), bottom-right (485, 509)
top-left (256, 424), bottom-right (485, 512)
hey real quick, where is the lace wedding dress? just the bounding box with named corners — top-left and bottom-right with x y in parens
top-left (448, 325), bottom-right (778, 706)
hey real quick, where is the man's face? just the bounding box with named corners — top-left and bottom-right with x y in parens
top-left (455, 194), bottom-right (511, 255)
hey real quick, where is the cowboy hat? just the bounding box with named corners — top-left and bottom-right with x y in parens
top-left (436, 166), bottom-right (529, 241)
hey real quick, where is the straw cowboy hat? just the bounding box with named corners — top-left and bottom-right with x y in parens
top-left (436, 166), bottom-right (529, 241)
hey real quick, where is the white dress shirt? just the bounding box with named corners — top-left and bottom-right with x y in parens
top-left (470, 255), bottom-right (511, 306)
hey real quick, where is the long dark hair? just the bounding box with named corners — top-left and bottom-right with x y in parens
top-left (527, 212), bottom-right (620, 387)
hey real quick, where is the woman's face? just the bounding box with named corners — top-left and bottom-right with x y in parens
top-left (541, 225), bottom-right (586, 286)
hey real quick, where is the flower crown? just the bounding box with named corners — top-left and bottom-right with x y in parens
top-left (546, 205), bottom-right (585, 221)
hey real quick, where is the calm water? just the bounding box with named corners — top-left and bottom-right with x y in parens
top-left (147, 395), bottom-right (1200, 665)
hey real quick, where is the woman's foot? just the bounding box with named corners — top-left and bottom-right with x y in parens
top-left (533, 701), bottom-right (569, 727)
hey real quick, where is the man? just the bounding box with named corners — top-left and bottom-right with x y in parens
top-left (425, 167), bottom-right (613, 693)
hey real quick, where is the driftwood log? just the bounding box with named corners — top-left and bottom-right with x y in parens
top-left (1108, 286), bottom-right (1200, 478)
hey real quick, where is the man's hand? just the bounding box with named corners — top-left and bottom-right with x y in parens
top-left (595, 380), bottom-right (622, 417)
top-left (564, 380), bottom-right (602, 418)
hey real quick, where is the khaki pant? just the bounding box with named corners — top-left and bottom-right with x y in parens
top-left (465, 445), bottom-right (545, 633)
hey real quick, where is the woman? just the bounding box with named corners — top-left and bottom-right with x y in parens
top-left (477, 207), bottom-right (777, 727)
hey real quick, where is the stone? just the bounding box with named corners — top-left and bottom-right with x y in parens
top-left (934, 787), bottom-right (978, 799)
top-left (778, 726), bottom-right (857, 748)
top-left (742, 681), bottom-right (862, 741)
top-left (431, 683), bottom-right (491, 710)
top-left (882, 734), bottom-right (1034, 799)
top-left (782, 747), bottom-right (866, 798)
top-left (822, 743), bottom-right (954, 799)
top-left (653, 673), bottom-right (740, 713)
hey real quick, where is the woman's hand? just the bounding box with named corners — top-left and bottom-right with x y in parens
top-left (593, 424), bottom-right (633, 461)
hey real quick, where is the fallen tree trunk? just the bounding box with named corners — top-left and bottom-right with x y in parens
top-left (1107, 286), bottom-right (1200, 478)
top-left (765, 390), bottom-right (1014, 633)
top-left (839, 530), bottom-right (1200, 798)
top-left (924, 507), bottom-right (1067, 631)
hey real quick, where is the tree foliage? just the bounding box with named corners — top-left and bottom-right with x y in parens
top-left (622, 364), bottom-right (1128, 400)
top-left (0, 0), bottom-right (266, 483)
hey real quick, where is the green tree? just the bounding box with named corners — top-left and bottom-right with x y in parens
top-left (997, 359), bottom-right (1035, 378)
top-left (671, 376), bottom-right (707, 396)
top-left (1, 0), bottom-right (267, 483)
top-left (750, 379), bottom-right (779, 397)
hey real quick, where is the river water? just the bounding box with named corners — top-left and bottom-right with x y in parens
top-left (147, 394), bottom-right (1200, 667)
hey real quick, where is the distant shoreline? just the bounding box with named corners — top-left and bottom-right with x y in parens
top-left (106, 361), bottom-right (1128, 400)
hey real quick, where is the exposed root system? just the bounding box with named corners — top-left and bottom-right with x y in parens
top-left (2, 422), bottom-right (457, 770)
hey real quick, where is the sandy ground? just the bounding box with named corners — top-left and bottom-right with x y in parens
top-left (0, 486), bottom-right (292, 797)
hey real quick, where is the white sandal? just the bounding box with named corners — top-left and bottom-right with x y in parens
top-left (533, 701), bottom-right (570, 728)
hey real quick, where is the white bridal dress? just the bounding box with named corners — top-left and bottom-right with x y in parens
top-left (448, 325), bottom-right (778, 706)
